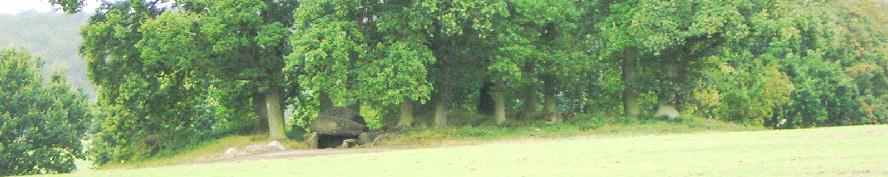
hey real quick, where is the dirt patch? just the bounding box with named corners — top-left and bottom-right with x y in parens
top-left (183, 146), bottom-right (403, 166)
top-left (195, 136), bottom-right (563, 165)
top-left (234, 147), bottom-right (395, 161)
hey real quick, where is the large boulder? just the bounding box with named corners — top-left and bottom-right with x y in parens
top-left (310, 107), bottom-right (369, 136)
top-left (305, 132), bottom-right (319, 149)
top-left (308, 107), bottom-right (371, 148)
top-left (358, 132), bottom-right (384, 146)
top-left (655, 104), bottom-right (680, 120)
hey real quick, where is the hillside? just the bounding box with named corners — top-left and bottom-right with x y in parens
top-left (0, 11), bottom-right (95, 99)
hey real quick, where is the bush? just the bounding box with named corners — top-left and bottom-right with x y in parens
top-left (774, 55), bottom-right (862, 128)
top-left (0, 48), bottom-right (92, 176)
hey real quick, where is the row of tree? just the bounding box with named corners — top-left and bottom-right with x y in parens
top-left (38, 0), bottom-right (887, 167)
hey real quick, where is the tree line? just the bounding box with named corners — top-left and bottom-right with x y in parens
top-left (1, 0), bottom-right (880, 173)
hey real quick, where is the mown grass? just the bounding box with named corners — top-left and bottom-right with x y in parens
top-left (33, 124), bottom-right (888, 177)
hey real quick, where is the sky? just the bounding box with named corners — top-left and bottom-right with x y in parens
top-left (0, 0), bottom-right (103, 15)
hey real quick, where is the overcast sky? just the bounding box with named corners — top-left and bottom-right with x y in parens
top-left (0, 0), bottom-right (103, 15)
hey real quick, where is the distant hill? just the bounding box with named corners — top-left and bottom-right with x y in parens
top-left (0, 11), bottom-right (96, 100)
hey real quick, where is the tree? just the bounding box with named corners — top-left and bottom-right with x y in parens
top-left (596, 0), bottom-right (644, 117)
top-left (733, 0), bottom-right (857, 127)
top-left (56, 0), bottom-right (296, 143)
top-left (595, 0), bottom-right (764, 120)
top-left (158, 0), bottom-right (298, 139)
top-left (288, 0), bottom-right (436, 130)
top-left (0, 48), bottom-right (92, 176)
top-left (486, 0), bottom-right (586, 123)
top-left (58, 0), bottom-right (237, 164)
top-left (45, 0), bottom-right (300, 164)
top-left (832, 0), bottom-right (888, 125)
top-left (405, 0), bottom-right (506, 128)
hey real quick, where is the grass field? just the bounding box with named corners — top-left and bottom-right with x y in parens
top-left (33, 124), bottom-right (887, 177)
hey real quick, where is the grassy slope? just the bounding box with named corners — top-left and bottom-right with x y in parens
top-left (36, 124), bottom-right (887, 177)
top-left (93, 135), bottom-right (308, 169)
top-left (79, 117), bottom-right (762, 170)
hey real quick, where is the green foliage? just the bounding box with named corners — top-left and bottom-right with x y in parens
top-left (588, 0), bottom-right (883, 128)
top-left (777, 53), bottom-right (862, 127)
top-left (48, 0), bottom-right (84, 13)
top-left (833, 0), bottom-right (888, 125)
top-left (487, 0), bottom-right (588, 93)
top-left (0, 48), bottom-right (92, 175)
top-left (288, 0), bottom-right (377, 105)
top-left (705, 60), bottom-right (794, 125)
top-left (78, 1), bottom-right (242, 165)
top-left (72, 0), bottom-right (302, 164)
top-left (288, 0), bottom-right (436, 108)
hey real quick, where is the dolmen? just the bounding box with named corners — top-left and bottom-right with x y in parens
top-left (305, 107), bottom-right (383, 148)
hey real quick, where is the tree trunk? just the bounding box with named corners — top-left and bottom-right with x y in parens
top-left (654, 61), bottom-right (679, 120)
top-left (318, 91), bottom-right (333, 113)
top-left (477, 82), bottom-right (495, 116)
top-left (493, 82), bottom-right (507, 125)
top-left (622, 50), bottom-right (639, 117)
top-left (522, 87), bottom-right (537, 121)
top-left (543, 93), bottom-right (562, 123)
top-left (435, 64), bottom-right (452, 129)
top-left (397, 98), bottom-right (414, 129)
top-left (522, 62), bottom-right (537, 122)
top-left (252, 94), bottom-right (269, 134)
top-left (543, 77), bottom-right (562, 123)
top-left (433, 88), bottom-right (449, 129)
top-left (434, 99), bottom-right (448, 129)
top-left (265, 86), bottom-right (286, 140)
top-left (348, 100), bottom-right (361, 113)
